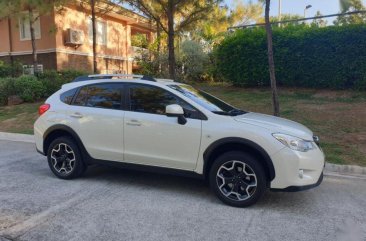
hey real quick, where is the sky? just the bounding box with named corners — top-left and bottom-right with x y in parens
top-left (225, 0), bottom-right (366, 23)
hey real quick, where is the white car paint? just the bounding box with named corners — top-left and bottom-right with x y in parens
top-left (34, 78), bottom-right (325, 190)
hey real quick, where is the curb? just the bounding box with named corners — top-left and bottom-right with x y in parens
top-left (0, 132), bottom-right (34, 143)
top-left (325, 162), bottom-right (366, 176)
top-left (0, 132), bottom-right (366, 178)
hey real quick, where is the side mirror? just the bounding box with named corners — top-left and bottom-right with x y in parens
top-left (165, 104), bottom-right (187, 125)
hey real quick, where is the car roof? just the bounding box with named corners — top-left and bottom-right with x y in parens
top-left (72, 74), bottom-right (175, 83)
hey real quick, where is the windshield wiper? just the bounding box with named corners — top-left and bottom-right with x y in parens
top-left (212, 109), bottom-right (247, 116)
top-left (212, 111), bottom-right (231, 116)
top-left (228, 109), bottom-right (247, 116)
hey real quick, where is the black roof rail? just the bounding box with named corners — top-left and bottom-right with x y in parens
top-left (141, 75), bottom-right (157, 82)
top-left (71, 74), bottom-right (158, 82)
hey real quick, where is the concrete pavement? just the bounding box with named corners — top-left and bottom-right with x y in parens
top-left (0, 140), bottom-right (365, 241)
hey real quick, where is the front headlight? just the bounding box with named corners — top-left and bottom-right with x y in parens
top-left (272, 133), bottom-right (315, 152)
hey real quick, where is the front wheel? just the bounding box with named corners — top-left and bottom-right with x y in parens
top-left (209, 151), bottom-right (267, 207)
top-left (47, 136), bottom-right (86, 179)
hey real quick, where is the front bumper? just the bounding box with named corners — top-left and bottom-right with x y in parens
top-left (271, 171), bottom-right (323, 192)
top-left (269, 144), bottom-right (325, 190)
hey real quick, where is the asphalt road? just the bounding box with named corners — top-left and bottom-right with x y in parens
top-left (0, 140), bottom-right (365, 241)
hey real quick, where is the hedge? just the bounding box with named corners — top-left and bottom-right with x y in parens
top-left (0, 61), bottom-right (23, 78)
top-left (0, 69), bottom-right (88, 105)
top-left (213, 24), bottom-right (366, 90)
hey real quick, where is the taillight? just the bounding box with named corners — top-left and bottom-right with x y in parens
top-left (39, 104), bottom-right (50, 116)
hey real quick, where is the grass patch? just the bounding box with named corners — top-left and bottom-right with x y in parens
top-left (0, 102), bottom-right (40, 134)
top-left (321, 142), bottom-right (347, 165)
top-left (196, 83), bottom-right (366, 166)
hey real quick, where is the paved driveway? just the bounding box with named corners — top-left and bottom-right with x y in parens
top-left (0, 140), bottom-right (365, 241)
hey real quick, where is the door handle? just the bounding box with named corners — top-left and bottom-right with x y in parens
top-left (70, 112), bottom-right (83, 118)
top-left (126, 119), bottom-right (141, 126)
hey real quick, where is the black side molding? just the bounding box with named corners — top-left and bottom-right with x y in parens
top-left (92, 159), bottom-right (204, 180)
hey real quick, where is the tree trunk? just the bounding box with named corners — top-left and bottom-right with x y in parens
top-left (91, 0), bottom-right (97, 73)
top-left (167, 1), bottom-right (175, 79)
top-left (7, 17), bottom-right (15, 76)
top-left (156, 20), bottom-right (161, 74)
top-left (28, 9), bottom-right (38, 75)
top-left (265, 0), bottom-right (280, 116)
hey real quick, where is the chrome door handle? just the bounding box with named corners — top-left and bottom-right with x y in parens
top-left (70, 112), bottom-right (83, 118)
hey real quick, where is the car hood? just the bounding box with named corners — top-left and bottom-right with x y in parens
top-left (234, 112), bottom-right (313, 140)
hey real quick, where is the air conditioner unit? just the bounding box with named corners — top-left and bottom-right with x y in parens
top-left (23, 64), bottom-right (43, 75)
top-left (65, 28), bottom-right (84, 45)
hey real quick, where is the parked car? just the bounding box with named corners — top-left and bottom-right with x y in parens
top-left (34, 74), bottom-right (324, 207)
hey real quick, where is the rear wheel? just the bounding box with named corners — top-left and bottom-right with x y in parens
top-left (209, 151), bottom-right (267, 207)
top-left (47, 136), bottom-right (86, 179)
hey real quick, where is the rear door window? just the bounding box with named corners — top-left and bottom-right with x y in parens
top-left (72, 83), bottom-right (123, 110)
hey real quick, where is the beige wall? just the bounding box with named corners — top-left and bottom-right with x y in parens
top-left (0, 5), bottom-right (154, 74)
top-left (56, 52), bottom-right (130, 74)
top-left (0, 19), bottom-right (11, 52)
top-left (10, 13), bottom-right (56, 52)
top-left (54, 5), bottom-right (132, 73)
top-left (54, 6), bottom-right (129, 58)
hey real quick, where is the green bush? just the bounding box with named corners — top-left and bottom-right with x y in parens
top-left (0, 61), bottom-right (22, 78)
top-left (213, 24), bottom-right (366, 90)
top-left (0, 69), bottom-right (87, 105)
top-left (135, 41), bottom-right (210, 82)
top-left (13, 75), bottom-right (45, 102)
top-left (58, 69), bottom-right (89, 83)
top-left (38, 69), bottom-right (88, 96)
top-left (131, 33), bottom-right (149, 48)
top-left (180, 40), bottom-right (209, 81)
top-left (0, 77), bottom-right (16, 105)
top-left (37, 70), bottom-right (62, 97)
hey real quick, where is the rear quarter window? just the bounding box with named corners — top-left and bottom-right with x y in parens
top-left (60, 88), bottom-right (77, 104)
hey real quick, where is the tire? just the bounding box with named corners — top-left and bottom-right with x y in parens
top-left (209, 151), bottom-right (267, 207)
top-left (47, 136), bottom-right (86, 179)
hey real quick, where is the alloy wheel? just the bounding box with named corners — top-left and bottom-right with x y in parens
top-left (216, 160), bottom-right (257, 201)
top-left (50, 143), bottom-right (76, 175)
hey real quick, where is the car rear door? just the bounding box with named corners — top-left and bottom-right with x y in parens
top-left (123, 84), bottom-right (203, 170)
top-left (67, 83), bottom-right (125, 161)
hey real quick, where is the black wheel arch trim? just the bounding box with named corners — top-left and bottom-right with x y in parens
top-left (43, 124), bottom-right (93, 164)
top-left (203, 137), bottom-right (276, 181)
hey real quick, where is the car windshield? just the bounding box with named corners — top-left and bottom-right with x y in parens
top-left (168, 84), bottom-right (247, 116)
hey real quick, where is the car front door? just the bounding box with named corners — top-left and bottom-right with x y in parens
top-left (123, 84), bottom-right (203, 170)
top-left (68, 83), bottom-right (124, 161)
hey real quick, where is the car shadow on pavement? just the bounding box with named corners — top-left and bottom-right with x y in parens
top-left (73, 164), bottom-right (319, 209)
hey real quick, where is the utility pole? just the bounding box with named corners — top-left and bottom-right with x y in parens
top-left (278, 0), bottom-right (282, 27)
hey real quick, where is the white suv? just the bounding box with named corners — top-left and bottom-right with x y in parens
top-left (34, 74), bottom-right (324, 207)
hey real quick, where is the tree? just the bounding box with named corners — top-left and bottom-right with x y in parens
top-left (180, 40), bottom-right (208, 81)
top-left (125, 0), bottom-right (221, 79)
top-left (190, 2), bottom-right (263, 47)
top-left (0, 0), bottom-right (65, 75)
top-left (260, 0), bottom-right (280, 116)
top-left (270, 14), bottom-right (303, 27)
top-left (79, 0), bottom-right (122, 73)
top-left (311, 11), bottom-right (327, 27)
top-left (334, 0), bottom-right (366, 25)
